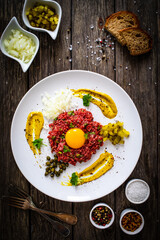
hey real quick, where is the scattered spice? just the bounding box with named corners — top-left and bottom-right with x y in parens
top-left (121, 212), bottom-right (142, 232)
top-left (92, 206), bottom-right (112, 226)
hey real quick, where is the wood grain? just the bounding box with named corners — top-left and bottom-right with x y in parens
top-left (28, 1), bottom-right (73, 240)
top-left (115, 1), bottom-right (159, 240)
top-left (0, 1), bottom-right (30, 240)
top-left (0, 0), bottom-right (159, 239)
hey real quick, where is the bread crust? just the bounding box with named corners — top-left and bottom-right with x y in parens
top-left (104, 11), bottom-right (140, 46)
top-left (119, 27), bottom-right (152, 56)
top-left (104, 11), bottom-right (140, 29)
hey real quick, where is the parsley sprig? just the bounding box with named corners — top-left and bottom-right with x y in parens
top-left (83, 94), bottom-right (92, 106)
top-left (70, 172), bottom-right (83, 186)
top-left (32, 138), bottom-right (46, 150)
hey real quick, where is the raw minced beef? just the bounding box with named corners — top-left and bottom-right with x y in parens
top-left (48, 108), bottom-right (103, 165)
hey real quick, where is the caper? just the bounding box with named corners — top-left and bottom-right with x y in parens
top-left (65, 163), bottom-right (69, 167)
top-left (59, 164), bottom-right (63, 169)
top-left (45, 172), bottom-right (49, 176)
top-left (62, 165), bottom-right (66, 170)
top-left (46, 162), bottom-right (50, 166)
top-left (47, 156), bottom-right (50, 160)
top-left (59, 169), bottom-right (63, 173)
top-left (56, 172), bottom-right (60, 177)
top-left (52, 162), bottom-right (57, 168)
top-left (50, 159), bottom-right (54, 163)
top-left (46, 167), bottom-right (50, 171)
top-left (50, 173), bottom-right (54, 178)
top-left (48, 169), bottom-right (51, 173)
top-left (51, 168), bottom-right (55, 173)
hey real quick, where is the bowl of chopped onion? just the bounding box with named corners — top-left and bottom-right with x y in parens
top-left (0, 17), bottom-right (39, 72)
top-left (22, 0), bottom-right (62, 40)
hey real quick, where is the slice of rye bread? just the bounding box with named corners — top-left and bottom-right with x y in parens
top-left (104, 11), bottom-right (139, 46)
top-left (119, 27), bottom-right (152, 55)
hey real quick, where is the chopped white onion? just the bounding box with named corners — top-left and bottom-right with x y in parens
top-left (4, 29), bottom-right (36, 63)
top-left (42, 89), bottom-right (78, 121)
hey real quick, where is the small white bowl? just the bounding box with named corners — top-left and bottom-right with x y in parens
top-left (22, 0), bottom-right (62, 40)
top-left (0, 17), bottom-right (39, 72)
top-left (89, 203), bottom-right (115, 229)
top-left (125, 179), bottom-right (150, 204)
top-left (119, 209), bottom-right (144, 235)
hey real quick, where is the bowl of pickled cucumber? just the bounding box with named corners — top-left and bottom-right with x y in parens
top-left (22, 0), bottom-right (62, 40)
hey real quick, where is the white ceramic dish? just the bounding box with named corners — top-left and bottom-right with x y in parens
top-left (89, 203), bottom-right (115, 229)
top-left (0, 17), bottom-right (39, 72)
top-left (22, 0), bottom-right (62, 40)
top-left (119, 209), bottom-right (144, 235)
top-left (11, 70), bottom-right (143, 202)
top-left (125, 179), bottom-right (150, 204)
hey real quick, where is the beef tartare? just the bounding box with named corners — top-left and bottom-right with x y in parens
top-left (48, 108), bottom-right (103, 165)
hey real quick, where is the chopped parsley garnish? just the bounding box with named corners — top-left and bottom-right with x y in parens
top-left (63, 145), bottom-right (71, 153)
top-left (84, 133), bottom-right (89, 139)
top-left (97, 126), bottom-right (101, 130)
top-left (83, 94), bottom-right (92, 106)
top-left (60, 134), bottom-right (65, 139)
top-left (69, 123), bottom-right (75, 128)
top-left (98, 139), bottom-right (102, 142)
top-left (68, 111), bottom-right (75, 116)
top-left (52, 136), bottom-right (56, 140)
top-left (32, 138), bottom-right (46, 150)
top-left (76, 154), bottom-right (83, 158)
top-left (89, 132), bottom-right (95, 135)
top-left (54, 117), bottom-right (58, 121)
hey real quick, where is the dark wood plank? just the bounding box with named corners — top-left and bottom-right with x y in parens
top-left (114, 0), bottom-right (159, 239)
top-left (0, 0), bottom-right (159, 239)
top-left (27, 1), bottom-right (73, 240)
top-left (72, 1), bottom-right (116, 239)
top-left (0, 1), bottom-right (30, 240)
top-left (157, 1), bottom-right (160, 240)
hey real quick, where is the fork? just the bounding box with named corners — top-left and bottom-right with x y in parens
top-left (7, 184), bottom-right (73, 238)
top-left (8, 184), bottom-right (77, 225)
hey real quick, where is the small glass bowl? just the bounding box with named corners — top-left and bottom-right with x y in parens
top-left (0, 17), bottom-right (39, 72)
top-left (125, 179), bottom-right (150, 204)
top-left (89, 203), bottom-right (115, 229)
top-left (22, 0), bottom-right (62, 40)
top-left (119, 209), bottom-right (144, 235)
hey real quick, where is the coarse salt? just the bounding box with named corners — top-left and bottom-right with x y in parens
top-left (126, 180), bottom-right (149, 203)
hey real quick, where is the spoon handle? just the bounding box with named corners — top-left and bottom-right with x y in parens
top-left (38, 211), bottom-right (70, 238)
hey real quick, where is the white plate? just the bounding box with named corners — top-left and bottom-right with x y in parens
top-left (11, 70), bottom-right (143, 202)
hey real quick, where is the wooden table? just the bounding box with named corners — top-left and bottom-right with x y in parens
top-left (0, 0), bottom-right (159, 239)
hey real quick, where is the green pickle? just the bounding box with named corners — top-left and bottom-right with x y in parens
top-left (26, 3), bottom-right (58, 31)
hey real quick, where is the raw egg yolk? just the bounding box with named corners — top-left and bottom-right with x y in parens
top-left (65, 128), bottom-right (85, 149)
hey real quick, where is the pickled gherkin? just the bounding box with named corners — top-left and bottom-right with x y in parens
top-left (26, 3), bottom-right (58, 31)
top-left (100, 121), bottom-right (130, 145)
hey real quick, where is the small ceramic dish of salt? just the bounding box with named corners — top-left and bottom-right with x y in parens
top-left (125, 179), bottom-right (150, 204)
